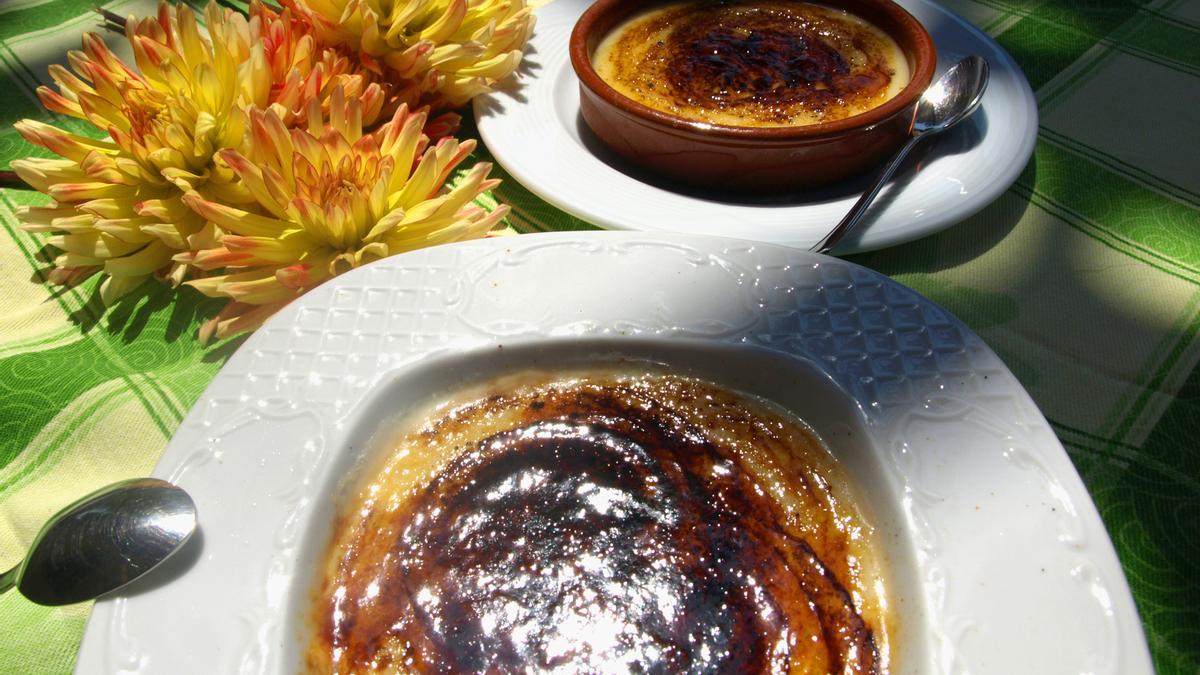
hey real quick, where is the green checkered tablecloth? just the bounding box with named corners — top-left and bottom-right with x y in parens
top-left (1, 0), bottom-right (1197, 673)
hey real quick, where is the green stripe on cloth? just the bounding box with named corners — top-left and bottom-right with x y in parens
top-left (998, 16), bottom-right (1112, 90)
top-left (1013, 142), bottom-right (1200, 281)
top-left (0, 596), bottom-right (88, 675)
top-left (1096, 289), bottom-right (1200, 445)
top-left (997, 14), bottom-right (1124, 91)
top-left (990, 0), bottom-right (1156, 94)
top-left (0, 380), bottom-right (179, 675)
top-left (0, 56), bottom-right (55, 168)
top-left (1038, 127), bottom-right (1200, 207)
top-left (0, 0), bottom-right (109, 41)
top-left (0, 0), bottom-right (213, 42)
top-left (0, 175), bottom-right (232, 674)
top-left (1118, 14), bottom-right (1200, 71)
top-left (0, 380), bottom-right (141, 495)
top-left (931, 0), bottom-right (1029, 36)
top-left (1058, 418), bottom-right (1200, 675)
top-left (1109, 295), bottom-right (1200, 444)
top-left (0, 335), bottom-right (132, 468)
top-left (1017, 0), bottom-right (1153, 38)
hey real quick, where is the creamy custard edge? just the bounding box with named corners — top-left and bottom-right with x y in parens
top-left (307, 367), bottom-right (893, 673)
top-left (593, 0), bottom-right (911, 128)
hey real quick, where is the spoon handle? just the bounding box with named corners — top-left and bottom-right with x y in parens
top-left (811, 133), bottom-right (924, 255)
top-left (0, 564), bottom-right (16, 595)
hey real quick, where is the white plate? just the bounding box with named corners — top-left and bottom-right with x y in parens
top-left (76, 233), bottom-right (1149, 674)
top-left (474, 0), bottom-right (1037, 253)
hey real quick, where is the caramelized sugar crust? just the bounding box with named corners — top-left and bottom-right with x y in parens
top-left (595, 0), bottom-right (908, 127)
top-left (308, 372), bottom-right (887, 673)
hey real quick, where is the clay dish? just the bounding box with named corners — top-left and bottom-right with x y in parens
top-left (569, 0), bottom-right (937, 192)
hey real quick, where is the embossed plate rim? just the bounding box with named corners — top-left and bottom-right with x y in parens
top-left (75, 232), bottom-right (1150, 674)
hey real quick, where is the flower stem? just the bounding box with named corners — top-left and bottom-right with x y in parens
top-left (0, 170), bottom-right (28, 189)
top-left (94, 6), bottom-right (126, 31)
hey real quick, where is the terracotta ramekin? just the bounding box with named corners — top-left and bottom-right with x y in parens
top-left (569, 0), bottom-right (937, 193)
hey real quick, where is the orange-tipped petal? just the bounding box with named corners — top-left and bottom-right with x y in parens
top-left (35, 87), bottom-right (84, 117)
top-left (47, 265), bottom-right (101, 287)
top-left (182, 191), bottom-right (291, 238)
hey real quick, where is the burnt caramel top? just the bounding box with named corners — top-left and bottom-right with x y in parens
top-left (593, 0), bottom-right (910, 127)
top-left (307, 370), bottom-right (889, 673)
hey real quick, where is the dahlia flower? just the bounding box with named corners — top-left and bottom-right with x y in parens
top-left (12, 1), bottom-right (384, 302)
top-left (182, 89), bottom-right (508, 341)
top-left (281, 0), bottom-right (536, 110)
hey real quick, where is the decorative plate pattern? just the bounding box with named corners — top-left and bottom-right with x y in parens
top-left (473, 0), bottom-right (1038, 253)
top-left (75, 233), bottom-right (1151, 674)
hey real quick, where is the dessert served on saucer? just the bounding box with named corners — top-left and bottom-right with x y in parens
top-left (306, 366), bottom-right (892, 673)
top-left (570, 0), bottom-right (935, 191)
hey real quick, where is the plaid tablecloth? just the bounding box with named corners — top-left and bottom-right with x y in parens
top-left (1, 0), bottom-right (1197, 673)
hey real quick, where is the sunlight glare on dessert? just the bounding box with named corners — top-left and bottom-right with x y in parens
top-left (307, 367), bottom-right (893, 673)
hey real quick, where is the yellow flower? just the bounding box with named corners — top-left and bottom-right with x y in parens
top-left (13, 1), bottom-right (384, 303)
top-left (183, 88), bottom-right (508, 341)
top-left (282, 0), bottom-right (536, 110)
top-left (241, 2), bottom-right (388, 126)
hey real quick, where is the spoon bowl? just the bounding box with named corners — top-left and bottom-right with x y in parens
top-left (0, 478), bottom-right (196, 606)
top-left (915, 55), bottom-right (990, 134)
top-left (812, 55), bottom-right (990, 254)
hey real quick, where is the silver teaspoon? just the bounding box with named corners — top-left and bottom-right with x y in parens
top-left (812, 55), bottom-right (991, 255)
top-left (0, 478), bottom-right (196, 605)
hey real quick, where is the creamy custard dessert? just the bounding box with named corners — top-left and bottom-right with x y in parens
top-left (307, 367), bottom-right (892, 673)
top-left (593, 0), bottom-right (911, 127)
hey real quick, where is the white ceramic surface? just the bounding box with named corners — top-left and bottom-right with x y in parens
top-left (473, 0), bottom-right (1038, 254)
top-left (75, 233), bottom-right (1150, 674)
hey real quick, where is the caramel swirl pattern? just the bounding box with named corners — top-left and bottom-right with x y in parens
top-left (595, 0), bottom-right (907, 127)
top-left (308, 372), bottom-right (887, 673)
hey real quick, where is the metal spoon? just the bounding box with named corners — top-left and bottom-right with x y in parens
top-left (812, 55), bottom-right (991, 255)
top-left (0, 478), bottom-right (196, 606)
